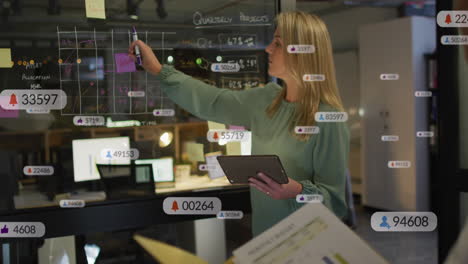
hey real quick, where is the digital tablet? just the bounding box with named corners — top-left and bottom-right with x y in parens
top-left (216, 155), bottom-right (289, 184)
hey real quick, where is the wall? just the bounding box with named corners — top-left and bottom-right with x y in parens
top-left (318, 6), bottom-right (399, 192)
top-left (322, 7), bottom-right (399, 51)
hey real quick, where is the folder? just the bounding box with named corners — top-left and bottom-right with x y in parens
top-left (134, 234), bottom-right (236, 264)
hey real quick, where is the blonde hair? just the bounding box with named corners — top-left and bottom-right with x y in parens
top-left (266, 11), bottom-right (344, 141)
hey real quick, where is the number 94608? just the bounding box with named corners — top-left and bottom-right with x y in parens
top-left (393, 216), bottom-right (429, 227)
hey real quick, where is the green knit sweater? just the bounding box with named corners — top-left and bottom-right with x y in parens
top-left (156, 65), bottom-right (350, 236)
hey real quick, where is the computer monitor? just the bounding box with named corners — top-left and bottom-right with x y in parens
top-left (72, 137), bottom-right (131, 182)
top-left (135, 158), bottom-right (174, 183)
top-left (96, 164), bottom-right (153, 184)
top-left (96, 164), bottom-right (154, 199)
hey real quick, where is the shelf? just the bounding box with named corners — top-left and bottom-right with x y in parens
top-left (0, 121), bottom-right (207, 136)
top-left (0, 121), bottom-right (209, 163)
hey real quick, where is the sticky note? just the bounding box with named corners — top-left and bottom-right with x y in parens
top-left (0, 48), bottom-right (12, 68)
top-left (227, 132), bottom-right (251, 155)
top-left (208, 121), bottom-right (226, 131)
top-left (186, 142), bottom-right (205, 162)
top-left (114, 53), bottom-right (136, 73)
top-left (0, 96), bottom-right (19, 118)
top-left (0, 108), bottom-right (19, 118)
top-left (228, 125), bottom-right (245, 130)
top-left (85, 0), bottom-right (106, 19)
top-left (226, 142), bottom-right (241, 155)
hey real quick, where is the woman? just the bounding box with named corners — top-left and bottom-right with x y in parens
top-left (129, 11), bottom-right (350, 236)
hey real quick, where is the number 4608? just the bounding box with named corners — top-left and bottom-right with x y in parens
top-left (13, 225), bottom-right (36, 234)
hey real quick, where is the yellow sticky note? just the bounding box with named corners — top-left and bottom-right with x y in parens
top-left (0, 49), bottom-right (12, 68)
top-left (226, 141), bottom-right (241, 155)
top-left (208, 121), bottom-right (226, 131)
top-left (186, 142), bottom-right (205, 162)
top-left (85, 0), bottom-right (106, 19)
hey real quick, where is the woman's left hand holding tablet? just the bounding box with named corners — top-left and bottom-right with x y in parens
top-left (248, 172), bottom-right (303, 199)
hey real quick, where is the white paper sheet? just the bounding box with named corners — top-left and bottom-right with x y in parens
top-left (233, 203), bottom-right (388, 264)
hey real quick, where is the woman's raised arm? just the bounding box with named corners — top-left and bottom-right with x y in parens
top-left (128, 40), bottom-right (266, 127)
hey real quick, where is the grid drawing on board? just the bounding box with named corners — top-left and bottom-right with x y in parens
top-left (57, 27), bottom-right (175, 115)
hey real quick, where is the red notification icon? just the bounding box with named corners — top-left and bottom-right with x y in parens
top-left (445, 14), bottom-right (452, 24)
top-left (9, 94), bottom-right (17, 106)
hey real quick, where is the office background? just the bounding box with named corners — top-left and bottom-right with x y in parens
top-left (1, 0), bottom-right (464, 263)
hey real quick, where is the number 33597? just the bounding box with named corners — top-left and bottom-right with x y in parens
top-left (22, 94), bottom-right (57, 105)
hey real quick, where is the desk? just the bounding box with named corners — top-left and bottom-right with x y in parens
top-left (12, 175), bottom-right (247, 210)
top-left (13, 186), bottom-right (107, 210)
top-left (2, 185), bottom-right (251, 264)
top-left (1, 174), bottom-right (250, 264)
top-left (1, 183), bottom-right (250, 240)
top-left (157, 175), bottom-right (248, 194)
